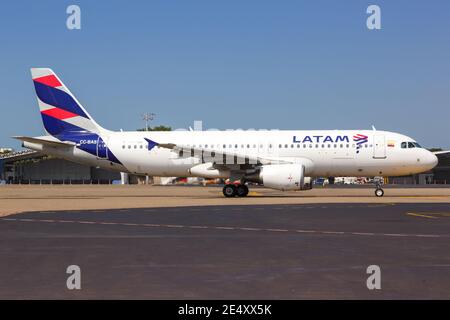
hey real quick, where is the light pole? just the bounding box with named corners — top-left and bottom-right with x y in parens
top-left (141, 113), bottom-right (155, 185)
top-left (142, 112), bottom-right (155, 131)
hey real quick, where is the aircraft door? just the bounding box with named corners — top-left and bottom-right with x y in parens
top-left (373, 134), bottom-right (386, 159)
top-left (97, 136), bottom-right (108, 159)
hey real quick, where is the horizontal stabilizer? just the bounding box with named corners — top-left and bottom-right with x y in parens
top-left (12, 136), bottom-right (76, 148)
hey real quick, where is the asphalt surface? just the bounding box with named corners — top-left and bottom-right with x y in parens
top-left (1, 203), bottom-right (450, 299)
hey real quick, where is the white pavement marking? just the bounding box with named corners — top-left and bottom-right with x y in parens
top-left (1, 217), bottom-right (449, 239)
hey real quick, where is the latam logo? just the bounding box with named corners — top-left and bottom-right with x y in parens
top-left (353, 134), bottom-right (368, 153)
top-left (293, 135), bottom-right (350, 144)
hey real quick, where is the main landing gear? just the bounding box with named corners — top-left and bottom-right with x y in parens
top-left (223, 184), bottom-right (249, 198)
top-left (374, 183), bottom-right (384, 197)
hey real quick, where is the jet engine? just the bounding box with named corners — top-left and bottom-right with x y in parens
top-left (248, 164), bottom-right (312, 191)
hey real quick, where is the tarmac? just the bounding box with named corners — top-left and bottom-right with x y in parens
top-left (1, 184), bottom-right (450, 217)
top-left (1, 185), bottom-right (450, 299)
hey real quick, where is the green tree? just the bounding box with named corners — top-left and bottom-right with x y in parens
top-left (137, 125), bottom-right (172, 131)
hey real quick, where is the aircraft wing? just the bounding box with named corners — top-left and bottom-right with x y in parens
top-left (433, 150), bottom-right (450, 156)
top-left (13, 136), bottom-right (76, 148)
top-left (145, 138), bottom-right (294, 166)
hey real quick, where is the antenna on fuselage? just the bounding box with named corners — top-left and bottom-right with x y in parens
top-left (372, 125), bottom-right (377, 131)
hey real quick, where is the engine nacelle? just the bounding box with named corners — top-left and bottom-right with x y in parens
top-left (188, 163), bottom-right (230, 178)
top-left (259, 164), bottom-right (312, 191)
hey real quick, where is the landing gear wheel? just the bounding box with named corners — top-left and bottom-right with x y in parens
top-left (236, 184), bottom-right (249, 197)
top-left (223, 184), bottom-right (237, 198)
top-left (375, 188), bottom-right (384, 197)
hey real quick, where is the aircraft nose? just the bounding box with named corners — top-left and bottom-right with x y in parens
top-left (425, 151), bottom-right (438, 169)
top-left (431, 153), bottom-right (438, 167)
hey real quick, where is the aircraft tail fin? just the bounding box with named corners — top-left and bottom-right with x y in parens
top-left (30, 68), bottom-right (105, 138)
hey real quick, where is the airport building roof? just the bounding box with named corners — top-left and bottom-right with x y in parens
top-left (0, 149), bottom-right (40, 162)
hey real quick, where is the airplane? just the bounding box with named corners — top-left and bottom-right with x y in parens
top-left (14, 68), bottom-right (439, 198)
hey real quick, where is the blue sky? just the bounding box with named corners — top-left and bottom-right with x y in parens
top-left (0, 0), bottom-right (449, 149)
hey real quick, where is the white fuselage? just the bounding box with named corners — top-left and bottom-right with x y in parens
top-left (35, 129), bottom-right (438, 179)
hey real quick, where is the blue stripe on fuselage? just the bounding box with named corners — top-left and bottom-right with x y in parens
top-left (39, 115), bottom-right (122, 165)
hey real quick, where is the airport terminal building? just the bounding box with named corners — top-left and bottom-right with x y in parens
top-left (0, 150), bottom-right (121, 184)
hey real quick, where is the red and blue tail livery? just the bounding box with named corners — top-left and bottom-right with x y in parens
top-left (30, 68), bottom-right (122, 165)
top-left (31, 68), bottom-right (100, 136)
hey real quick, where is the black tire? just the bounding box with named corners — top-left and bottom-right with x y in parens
top-left (236, 184), bottom-right (249, 197)
top-left (375, 188), bottom-right (384, 197)
top-left (223, 184), bottom-right (237, 198)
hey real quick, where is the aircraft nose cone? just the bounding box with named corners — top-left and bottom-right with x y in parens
top-left (425, 152), bottom-right (438, 169)
top-left (430, 153), bottom-right (438, 168)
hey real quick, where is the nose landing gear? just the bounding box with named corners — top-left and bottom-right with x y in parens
top-left (374, 182), bottom-right (384, 197)
top-left (222, 184), bottom-right (249, 197)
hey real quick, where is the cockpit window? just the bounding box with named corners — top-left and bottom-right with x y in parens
top-left (402, 141), bottom-right (422, 149)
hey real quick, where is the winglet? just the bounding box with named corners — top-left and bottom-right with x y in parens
top-left (144, 138), bottom-right (159, 151)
